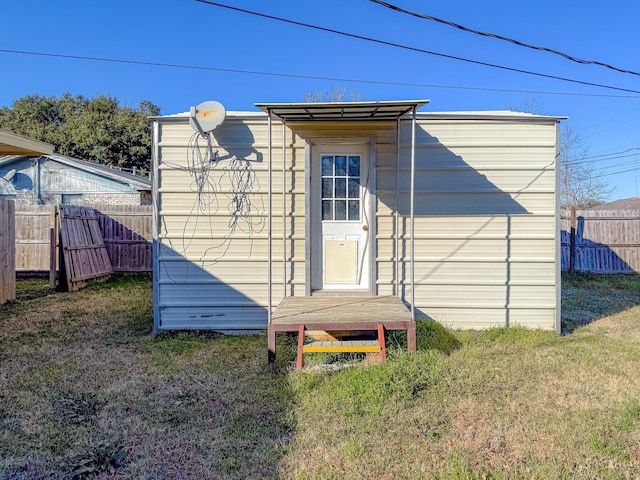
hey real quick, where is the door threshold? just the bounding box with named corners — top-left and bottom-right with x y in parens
top-left (311, 289), bottom-right (373, 297)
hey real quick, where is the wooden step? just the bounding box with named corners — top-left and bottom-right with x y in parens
top-left (303, 340), bottom-right (381, 353)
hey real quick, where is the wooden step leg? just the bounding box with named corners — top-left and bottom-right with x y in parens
top-left (378, 324), bottom-right (386, 363)
top-left (296, 324), bottom-right (305, 371)
top-left (268, 326), bottom-right (276, 364)
top-left (407, 323), bottom-right (416, 352)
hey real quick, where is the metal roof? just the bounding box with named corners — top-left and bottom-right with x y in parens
top-left (0, 130), bottom-right (54, 156)
top-left (255, 100), bottom-right (429, 122)
top-left (0, 153), bottom-right (151, 191)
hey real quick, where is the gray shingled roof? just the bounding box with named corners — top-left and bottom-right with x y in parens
top-left (589, 197), bottom-right (640, 210)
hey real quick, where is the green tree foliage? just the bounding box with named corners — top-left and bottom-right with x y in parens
top-left (0, 93), bottom-right (160, 173)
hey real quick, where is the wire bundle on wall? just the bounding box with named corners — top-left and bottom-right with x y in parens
top-left (161, 128), bottom-right (264, 283)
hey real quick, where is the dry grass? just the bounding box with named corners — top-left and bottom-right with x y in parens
top-left (0, 274), bottom-right (295, 479)
top-left (2, 272), bottom-right (640, 479)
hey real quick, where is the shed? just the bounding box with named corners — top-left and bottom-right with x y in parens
top-left (0, 153), bottom-right (151, 205)
top-left (152, 100), bottom-right (563, 340)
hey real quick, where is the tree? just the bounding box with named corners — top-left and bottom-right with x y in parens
top-left (0, 93), bottom-right (160, 174)
top-left (510, 98), bottom-right (613, 208)
top-left (305, 86), bottom-right (362, 102)
top-left (560, 124), bottom-right (614, 208)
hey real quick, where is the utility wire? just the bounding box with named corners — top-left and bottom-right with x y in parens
top-left (580, 147), bottom-right (640, 161)
top-left (591, 166), bottom-right (640, 179)
top-left (195, 0), bottom-right (640, 95)
top-left (592, 158), bottom-right (640, 171)
top-left (566, 148), bottom-right (640, 166)
top-left (1, 48), bottom-right (640, 100)
top-left (371, 0), bottom-right (640, 78)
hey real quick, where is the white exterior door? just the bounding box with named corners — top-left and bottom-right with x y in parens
top-left (311, 144), bottom-right (370, 291)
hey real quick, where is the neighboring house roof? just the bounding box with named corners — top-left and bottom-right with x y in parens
top-left (589, 197), bottom-right (640, 210)
top-left (0, 130), bottom-right (54, 156)
top-left (0, 153), bottom-right (151, 191)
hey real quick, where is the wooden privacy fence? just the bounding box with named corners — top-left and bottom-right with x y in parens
top-left (561, 208), bottom-right (640, 273)
top-left (14, 204), bottom-right (55, 272)
top-left (0, 199), bottom-right (15, 304)
top-left (96, 205), bottom-right (152, 272)
top-left (59, 205), bottom-right (113, 291)
top-left (14, 202), bottom-right (152, 273)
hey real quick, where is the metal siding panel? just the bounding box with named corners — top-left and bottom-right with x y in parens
top-left (158, 283), bottom-right (270, 306)
top-left (379, 146), bottom-right (557, 171)
top-left (379, 192), bottom-right (555, 216)
top-left (402, 120), bottom-right (557, 147)
top-left (156, 117), bottom-right (295, 330)
top-left (424, 308), bottom-right (507, 329)
top-left (290, 121), bottom-right (396, 142)
top-left (157, 238), bottom-right (306, 260)
top-left (376, 215), bottom-right (556, 238)
top-left (376, 238), bottom-right (555, 262)
top-left (376, 117), bottom-right (557, 330)
top-left (158, 306), bottom-right (267, 330)
top-left (378, 168), bottom-right (555, 193)
top-left (510, 309), bottom-right (557, 330)
top-left (376, 261), bottom-right (554, 285)
top-left (158, 216), bottom-right (304, 236)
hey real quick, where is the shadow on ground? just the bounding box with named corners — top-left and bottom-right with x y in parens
top-left (561, 272), bottom-right (640, 334)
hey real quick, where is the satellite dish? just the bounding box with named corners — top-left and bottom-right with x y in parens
top-left (3, 169), bottom-right (16, 181)
top-left (189, 100), bottom-right (226, 134)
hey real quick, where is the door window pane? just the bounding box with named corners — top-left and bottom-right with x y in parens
top-left (322, 178), bottom-right (333, 198)
top-left (348, 200), bottom-right (360, 221)
top-left (334, 178), bottom-right (346, 199)
top-left (348, 156), bottom-right (360, 176)
top-left (348, 178), bottom-right (359, 198)
top-left (321, 156), bottom-right (333, 176)
top-left (320, 153), bottom-right (363, 222)
top-left (335, 200), bottom-right (346, 220)
top-left (322, 200), bottom-right (333, 220)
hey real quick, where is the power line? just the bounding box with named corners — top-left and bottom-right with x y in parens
top-left (370, 0), bottom-right (640, 78)
top-left (566, 148), bottom-right (640, 166)
top-left (195, 0), bottom-right (640, 95)
top-left (2, 48), bottom-right (639, 100)
top-left (591, 165), bottom-right (640, 179)
top-left (592, 158), bottom-right (640, 171)
top-left (581, 147), bottom-right (640, 161)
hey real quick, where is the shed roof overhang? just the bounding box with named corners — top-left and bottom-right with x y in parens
top-left (255, 99), bottom-right (429, 122)
top-left (259, 100), bottom-right (425, 325)
top-left (0, 130), bottom-right (54, 156)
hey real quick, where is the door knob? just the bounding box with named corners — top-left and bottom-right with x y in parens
top-left (362, 225), bottom-right (369, 231)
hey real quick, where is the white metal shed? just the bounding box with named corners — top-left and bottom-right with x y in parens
top-left (151, 100), bottom-right (563, 334)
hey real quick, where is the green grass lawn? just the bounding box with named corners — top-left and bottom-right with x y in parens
top-left (1, 273), bottom-right (640, 479)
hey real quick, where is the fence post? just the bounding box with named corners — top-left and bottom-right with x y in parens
top-left (569, 206), bottom-right (576, 272)
top-left (49, 206), bottom-right (57, 288)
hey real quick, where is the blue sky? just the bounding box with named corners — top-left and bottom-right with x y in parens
top-left (2, 0), bottom-right (639, 201)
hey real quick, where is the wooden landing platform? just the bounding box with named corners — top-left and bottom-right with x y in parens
top-left (268, 296), bottom-right (416, 364)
